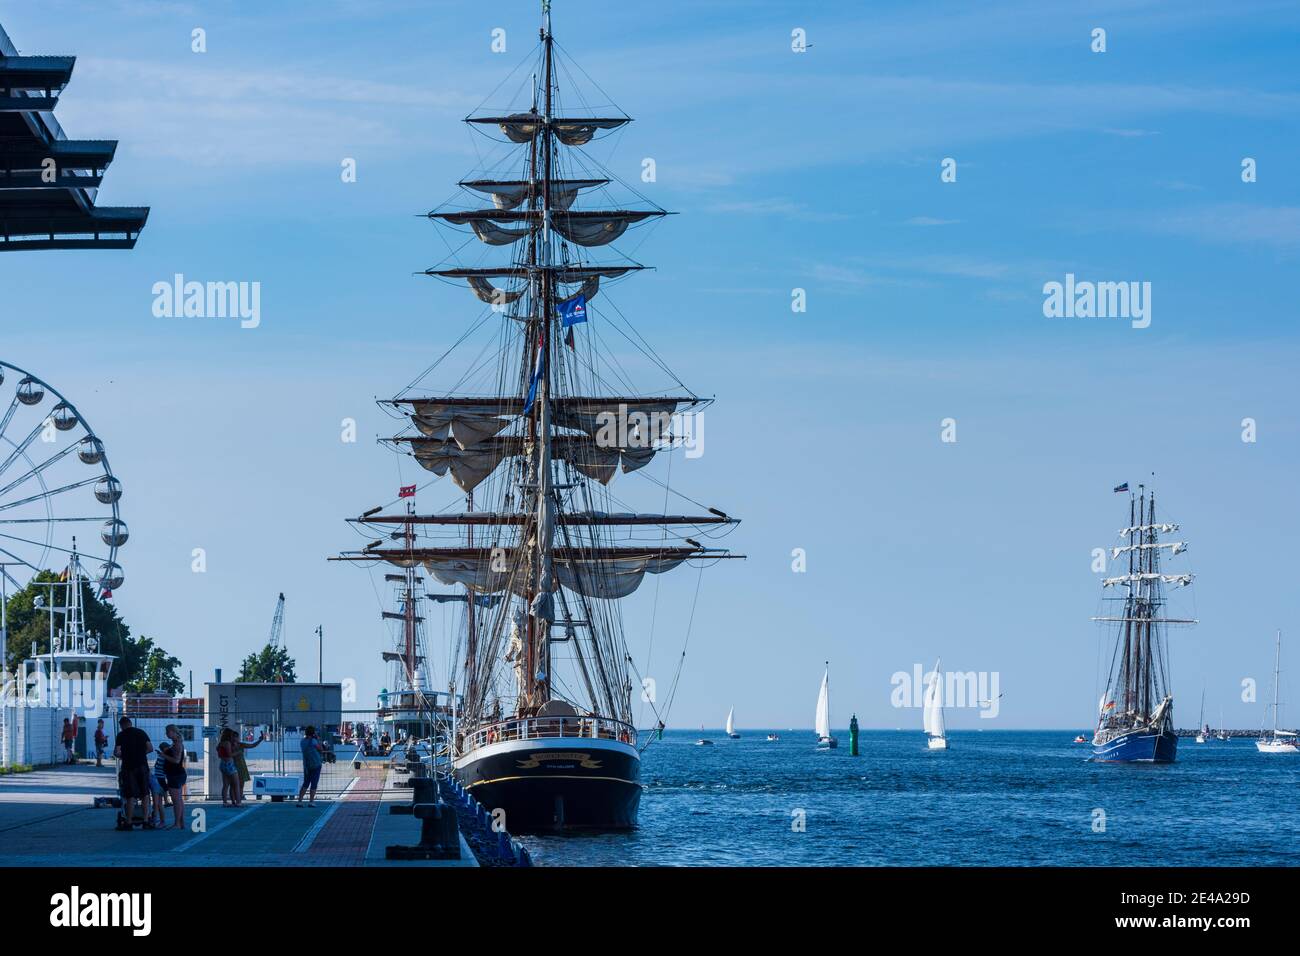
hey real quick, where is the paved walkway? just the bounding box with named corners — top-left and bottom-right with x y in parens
top-left (0, 763), bottom-right (476, 867)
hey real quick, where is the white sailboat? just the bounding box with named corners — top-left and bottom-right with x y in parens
top-left (1257, 631), bottom-right (1299, 754)
top-left (725, 706), bottom-right (740, 739)
top-left (815, 663), bottom-right (837, 749)
top-left (1217, 709), bottom-right (1228, 742)
top-left (1195, 690), bottom-right (1207, 744)
top-left (924, 658), bottom-right (949, 750)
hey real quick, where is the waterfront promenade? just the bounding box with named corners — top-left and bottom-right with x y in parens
top-left (0, 763), bottom-right (476, 868)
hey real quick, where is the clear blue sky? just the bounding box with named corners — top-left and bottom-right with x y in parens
top-left (2, 1), bottom-right (1298, 730)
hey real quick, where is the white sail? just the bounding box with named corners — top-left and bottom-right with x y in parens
top-left (923, 659), bottom-right (947, 739)
top-left (725, 707), bottom-right (735, 736)
top-left (814, 668), bottom-right (831, 739)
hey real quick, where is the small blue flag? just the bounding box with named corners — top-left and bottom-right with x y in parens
top-left (1113, 482), bottom-right (1129, 493)
top-left (558, 293), bottom-right (587, 349)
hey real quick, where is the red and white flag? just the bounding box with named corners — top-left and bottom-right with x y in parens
top-left (398, 484), bottom-right (416, 498)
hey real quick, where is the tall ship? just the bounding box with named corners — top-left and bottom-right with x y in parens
top-left (1090, 485), bottom-right (1195, 763)
top-left (334, 3), bottom-right (740, 830)
top-left (374, 505), bottom-right (460, 744)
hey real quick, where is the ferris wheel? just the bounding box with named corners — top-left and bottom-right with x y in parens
top-left (0, 359), bottom-right (126, 598)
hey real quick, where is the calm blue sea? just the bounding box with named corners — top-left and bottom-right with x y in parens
top-left (519, 730), bottom-right (1299, 866)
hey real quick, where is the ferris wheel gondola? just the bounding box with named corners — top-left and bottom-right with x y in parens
top-left (0, 360), bottom-right (126, 597)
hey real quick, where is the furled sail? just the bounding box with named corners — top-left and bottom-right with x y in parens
top-left (554, 216), bottom-right (629, 246)
top-left (466, 276), bottom-right (526, 305)
top-left (406, 401), bottom-right (514, 447)
top-left (460, 178), bottom-right (607, 211)
top-left (405, 433), bottom-right (660, 491)
top-left (1101, 572), bottom-right (1194, 588)
top-left (409, 439), bottom-right (511, 492)
top-left (429, 210), bottom-right (665, 248)
top-left (1117, 523), bottom-right (1179, 536)
top-left (466, 113), bottom-right (630, 146)
top-left (427, 592), bottom-right (502, 608)
top-left (423, 266), bottom-right (641, 282)
top-left (403, 397), bottom-right (694, 449)
top-left (1110, 541), bottom-right (1187, 559)
top-left (413, 549), bottom-right (692, 599)
top-left (461, 274), bottom-right (599, 306)
top-left (357, 510), bottom-right (733, 528)
top-left (467, 219), bottom-right (531, 245)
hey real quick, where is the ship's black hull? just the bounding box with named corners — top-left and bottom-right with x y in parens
top-left (454, 737), bottom-right (641, 832)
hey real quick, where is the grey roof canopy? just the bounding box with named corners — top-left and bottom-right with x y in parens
top-left (0, 21), bottom-right (149, 250)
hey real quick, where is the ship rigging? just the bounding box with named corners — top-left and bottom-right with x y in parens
top-left (333, 2), bottom-right (741, 829)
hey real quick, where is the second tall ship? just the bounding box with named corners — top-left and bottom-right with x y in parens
top-left (335, 3), bottom-right (740, 830)
top-left (1090, 485), bottom-right (1195, 763)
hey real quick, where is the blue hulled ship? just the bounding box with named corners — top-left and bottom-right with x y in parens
top-left (1090, 485), bottom-right (1196, 764)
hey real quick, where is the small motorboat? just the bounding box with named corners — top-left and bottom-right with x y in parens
top-left (766, 733), bottom-right (779, 741)
top-left (1073, 734), bottom-right (1088, 744)
top-left (695, 725), bottom-right (712, 746)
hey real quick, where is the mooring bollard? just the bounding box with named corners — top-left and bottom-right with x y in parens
top-left (385, 775), bottom-right (461, 861)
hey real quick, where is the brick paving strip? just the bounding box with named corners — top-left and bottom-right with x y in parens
top-left (303, 763), bottom-right (387, 864)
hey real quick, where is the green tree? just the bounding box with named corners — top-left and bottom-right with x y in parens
top-left (2, 572), bottom-right (150, 690)
top-left (237, 644), bottom-right (296, 683)
top-left (123, 637), bottom-right (185, 695)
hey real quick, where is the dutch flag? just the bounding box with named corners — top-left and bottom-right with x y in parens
top-left (523, 322), bottom-right (546, 414)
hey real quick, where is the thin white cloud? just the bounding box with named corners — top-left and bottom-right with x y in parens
top-left (1144, 203), bottom-right (1300, 249)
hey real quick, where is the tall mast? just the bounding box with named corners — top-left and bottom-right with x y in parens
top-left (1271, 630), bottom-right (1281, 734)
top-left (1121, 494), bottom-right (1135, 713)
top-left (532, 3), bottom-right (556, 707)
top-left (464, 490), bottom-right (476, 712)
top-left (404, 502), bottom-right (417, 689)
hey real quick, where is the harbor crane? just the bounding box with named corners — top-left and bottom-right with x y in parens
top-left (267, 592), bottom-right (286, 682)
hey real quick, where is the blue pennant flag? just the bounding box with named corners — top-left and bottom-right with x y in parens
top-left (558, 293), bottom-right (587, 349)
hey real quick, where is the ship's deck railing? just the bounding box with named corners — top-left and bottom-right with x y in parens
top-left (461, 715), bottom-right (637, 753)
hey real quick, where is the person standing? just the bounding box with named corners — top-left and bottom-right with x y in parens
top-left (61, 715), bottom-right (79, 764)
top-left (296, 725), bottom-right (324, 808)
top-left (112, 717), bottom-right (153, 830)
top-left (231, 730), bottom-right (266, 806)
top-left (216, 728), bottom-right (241, 807)
top-left (161, 724), bottom-right (188, 830)
top-left (93, 719), bottom-right (108, 768)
